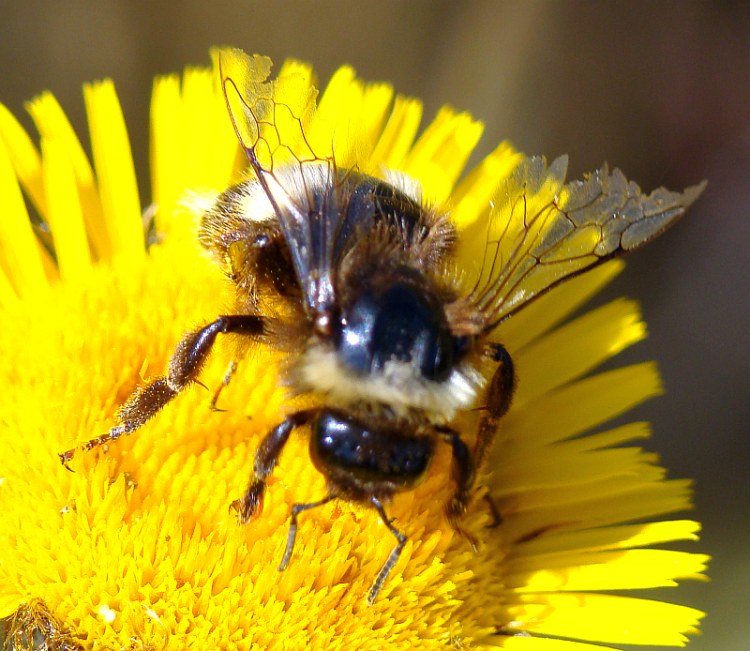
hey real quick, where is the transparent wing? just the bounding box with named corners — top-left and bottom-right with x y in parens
top-left (216, 48), bottom-right (341, 314)
top-left (216, 48), bottom-right (318, 169)
top-left (463, 155), bottom-right (705, 328)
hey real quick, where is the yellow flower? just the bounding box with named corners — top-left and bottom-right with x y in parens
top-left (0, 49), bottom-right (707, 650)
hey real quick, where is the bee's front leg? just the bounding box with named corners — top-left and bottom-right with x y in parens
top-left (59, 314), bottom-right (267, 467)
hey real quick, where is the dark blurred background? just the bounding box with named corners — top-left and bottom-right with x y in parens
top-left (2, 2), bottom-right (747, 649)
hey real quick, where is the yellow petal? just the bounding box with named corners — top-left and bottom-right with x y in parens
top-left (509, 593), bottom-right (704, 646)
top-left (404, 106), bottom-right (484, 203)
top-left (150, 73), bottom-right (184, 231)
top-left (516, 520), bottom-right (703, 556)
top-left (26, 91), bottom-right (108, 260)
top-left (506, 548), bottom-right (709, 591)
top-left (497, 260), bottom-right (624, 351)
top-left (452, 140), bottom-right (523, 229)
top-left (0, 131), bottom-right (48, 297)
top-left (500, 636), bottom-right (623, 651)
top-left (513, 298), bottom-right (646, 407)
top-left (41, 136), bottom-right (92, 282)
top-left (370, 95), bottom-right (423, 171)
top-left (0, 102), bottom-right (46, 216)
top-left (83, 79), bottom-right (144, 261)
top-left (500, 362), bottom-right (663, 449)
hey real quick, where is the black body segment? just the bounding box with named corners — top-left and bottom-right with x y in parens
top-left (310, 409), bottom-right (434, 490)
top-left (336, 172), bottom-right (426, 255)
top-left (335, 271), bottom-right (456, 381)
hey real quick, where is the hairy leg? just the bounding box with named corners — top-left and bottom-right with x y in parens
top-left (59, 314), bottom-right (266, 466)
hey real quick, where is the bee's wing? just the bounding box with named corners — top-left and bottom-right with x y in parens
top-left (217, 48), bottom-right (342, 315)
top-left (463, 155), bottom-right (705, 329)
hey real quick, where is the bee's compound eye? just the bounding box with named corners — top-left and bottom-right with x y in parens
top-left (337, 280), bottom-right (454, 382)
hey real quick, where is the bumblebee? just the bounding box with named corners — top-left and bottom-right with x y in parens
top-left (60, 49), bottom-right (704, 604)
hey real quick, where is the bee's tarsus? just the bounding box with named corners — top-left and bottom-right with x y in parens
top-left (234, 480), bottom-right (265, 524)
top-left (454, 522), bottom-right (480, 553)
top-left (58, 450), bottom-right (76, 471)
top-left (278, 494), bottom-right (336, 572)
top-left (367, 496), bottom-right (407, 605)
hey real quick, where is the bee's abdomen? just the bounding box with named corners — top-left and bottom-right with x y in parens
top-left (309, 409), bottom-right (434, 492)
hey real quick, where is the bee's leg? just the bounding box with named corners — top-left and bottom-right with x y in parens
top-left (456, 342), bottom-right (515, 526)
top-left (232, 409), bottom-right (317, 524)
top-left (367, 496), bottom-right (407, 605)
top-left (437, 426), bottom-right (479, 550)
top-left (210, 322), bottom-right (258, 411)
top-left (278, 493), bottom-right (337, 571)
top-left (59, 315), bottom-right (266, 466)
top-left (210, 360), bottom-right (238, 411)
top-left (473, 342), bottom-right (515, 472)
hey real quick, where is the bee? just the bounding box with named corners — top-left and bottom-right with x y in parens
top-left (59, 49), bottom-right (705, 604)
